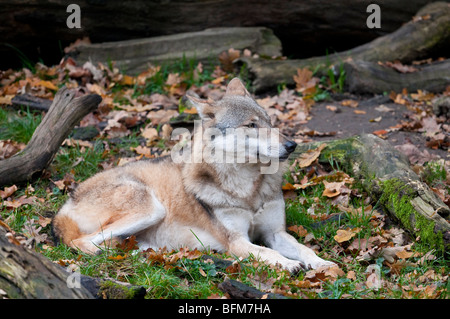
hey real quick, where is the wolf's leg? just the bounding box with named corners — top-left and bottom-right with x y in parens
top-left (256, 198), bottom-right (336, 270)
top-left (227, 237), bottom-right (305, 273)
top-left (264, 231), bottom-right (336, 269)
top-left (71, 190), bottom-right (166, 254)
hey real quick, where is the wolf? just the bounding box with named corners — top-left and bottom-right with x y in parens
top-left (53, 77), bottom-right (335, 272)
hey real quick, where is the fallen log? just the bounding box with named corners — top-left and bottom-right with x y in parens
top-left (292, 134), bottom-right (450, 252)
top-left (240, 2), bottom-right (450, 93)
top-left (343, 59), bottom-right (450, 94)
top-left (0, 87), bottom-right (101, 187)
top-left (218, 279), bottom-right (287, 299)
top-left (0, 226), bottom-right (94, 299)
top-left (1, 0), bottom-right (435, 70)
top-left (11, 93), bottom-right (52, 112)
top-left (69, 27), bottom-right (282, 75)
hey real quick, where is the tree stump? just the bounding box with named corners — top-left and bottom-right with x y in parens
top-left (0, 87), bottom-right (101, 187)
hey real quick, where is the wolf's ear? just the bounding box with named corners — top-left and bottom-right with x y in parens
top-left (185, 91), bottom-right (215, 120)
top-left (225, 77), bottom-right (251, 97)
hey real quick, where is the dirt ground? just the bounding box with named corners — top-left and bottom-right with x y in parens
top-left (304, 93), bottom-right (449, 163)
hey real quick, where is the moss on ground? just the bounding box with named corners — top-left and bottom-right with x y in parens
top-left (379, 178), bottom-right (445, 253)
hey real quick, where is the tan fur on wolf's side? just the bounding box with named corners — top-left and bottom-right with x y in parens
top-left (53, 78), bottom-right (335, 272)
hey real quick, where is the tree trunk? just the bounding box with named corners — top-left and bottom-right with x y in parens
top-left (343, 59), bottom-right (450, 94)
top-left (0, 0), bottom-right (439, 70)
top-left (0, 226), bottom-right (94, 299)
top-left (292, 134), bottom-right (450, 252)
top-left (0, 88), bottom-right (101, 187)
top-left (240, 2), bottom-right (450, 93)
top-left (69, 27), bottom-right (282, 75)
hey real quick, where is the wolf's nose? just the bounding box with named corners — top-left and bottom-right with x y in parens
top-left (284, 141), bottom-right (297, 153)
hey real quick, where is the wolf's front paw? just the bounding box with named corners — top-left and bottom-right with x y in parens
top-left (282, 260), bottom-right (307, 274)
top-left (306, 258), bottom-right (337, 270)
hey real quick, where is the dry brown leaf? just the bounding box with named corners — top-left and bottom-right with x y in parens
top-left (141, 126), bottom-right (159, 142)
top-left (382, 61), bottom-right (418, 73)
top-left (334, 228), bottom-right (360, 243)
top-left (326, 105), bottom-right (338, 112)
top-left (322, 180), bottom-right (345, 198)
top-left (396, 250), bottom-right (414, 259)
top-left (131, 145), bottom-right (153, 158)
top-left (297, 143), bottom-right (327, 168)
top-left (146, 109), bottom-right (178, 126)
top-left (219, 48), bottom-right (241, 72)
top-left (287, 225), bottom-right (308, 237)
top-left (347, 270), bottom-right (356, 280)
top-left (0, 185), bottom-right (18, 199)
top-left (293, 68), bottom-right (319, 95)
top-left (0, 140), bottom-right (26, 160)
top-left (341, 100), bottom-right (359, 108)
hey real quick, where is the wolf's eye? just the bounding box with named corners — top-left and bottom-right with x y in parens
top-left (246, 123), bottom-right (257, 128)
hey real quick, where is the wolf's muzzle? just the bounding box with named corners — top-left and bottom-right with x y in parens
top-left (284, 140), bottom-right (297, 154)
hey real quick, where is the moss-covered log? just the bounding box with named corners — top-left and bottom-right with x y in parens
top-left (0, 226), bottom-right (94, 299)
top-left (240, 2), bottom-right (450, 93)
top-left (292, 134), bottom-right (450, 252)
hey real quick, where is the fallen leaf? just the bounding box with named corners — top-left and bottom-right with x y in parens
top-left (38, 216), bottom-right (52, 228)
top-left (382, 61), bottom-right (418, 73)
top-left (131, 145), bottom-right (153, 158)
top-left (116, 235), bottom-right (139, 252)
top-left (365, 272), bottom-right (381, 289)
top-left (282, 183), bottom-right (296, 190)
top-left (0, 140), bottom-right (26, 160)
top-left (293, 68), bottom-right (319, 95)
top-left (0, 185), bottom-right (18, 199)
top-left (347, 271), bottom-right (356, 280)
top-left (324, 266), bottom-right (345, 278)
top-left (38, 80), bottom-right (58, 91)
top-left (0, 95), bottom-right (14, 105)
top-left (292, 280), bottom-right (312, 288)
top-left (326, 105), bottom-right (338, 112)
top-left (199, 267), bottom-right (207, 277)
top-left (334, 228), bottom-right (360, 243)
top-left (287, 225), bottom-right (308, 237)
top-left (396, 250), bottom-right (414, 259)
top-left (375, 104), bottom-right (393, 112)
top-left (370, 116), bottom-right (382, 123)
top-left (108, 254), bottom-right (127, 261)
top-left (372, 129), bottom-right (388, 139)
top-left (322, 180), bottom-right (345, 198)
top-left (120, 75), bottom-right (135, 86)
top-left (219, 48), bottom-right (240, 72)
top-left (297, 143), bottom-right (327, 168)
top-left (341, 100), bottom-right (359, 108)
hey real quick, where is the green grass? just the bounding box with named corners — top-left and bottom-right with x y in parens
top-left (51, 140), bottom-right (108, 181)
top-left (131, 56), bottom-right (216, 97)
top-left (0, 58), bottom-right (447, 300)
top-left (0, 107), bottom-right (42, 143)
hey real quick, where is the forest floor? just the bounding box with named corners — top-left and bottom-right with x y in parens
top-left (0, 48), bottom-right (448, 299)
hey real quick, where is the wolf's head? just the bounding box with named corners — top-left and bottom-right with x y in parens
top-left (184, 78), bottom-right (297, 168)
